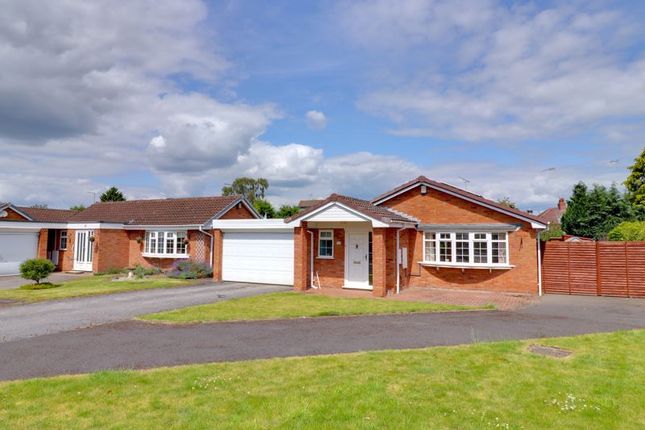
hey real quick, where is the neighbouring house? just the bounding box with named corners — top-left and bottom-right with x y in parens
top-left (298, 199), bottom-right (323, 210)
top-left (538, 197), bottom-right (567, 226)
top-left (1, 176), bottom-right (548, 297)
top-left (0, 196), bottom-right (258, 276)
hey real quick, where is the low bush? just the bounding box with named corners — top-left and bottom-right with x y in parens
top-left (132, 264), bottom-right (162, 279)
top-left (169, 260), bottom-right (212, 279)
top-left (607, 221), bottom-right (645, 241)
top-left (94, 267), bottom-right (127, 276)
top-left (20, 258), bottom-right (56, 284)
top-left (20, 282), bottom-right (60, 290)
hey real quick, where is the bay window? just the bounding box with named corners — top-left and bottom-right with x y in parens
top-left (422, 232), bottom-right (510, 267)
top-left (144, 231), bottom-right (188, 257)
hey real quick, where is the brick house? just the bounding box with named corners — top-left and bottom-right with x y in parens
top-left (0, 196), bottom-right (257, 275)
top-left (283, 176), bottom-right (547, 296)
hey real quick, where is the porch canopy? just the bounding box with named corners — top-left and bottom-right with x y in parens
top-left (285, 194), bottom-right (416, 296)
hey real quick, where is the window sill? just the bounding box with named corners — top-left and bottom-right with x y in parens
top-left (418, 261), bottom-right (514, 270)
top-left (316, 256), bottom-right (334, 260)
top-left (142, 253), bottom-right (189, 259)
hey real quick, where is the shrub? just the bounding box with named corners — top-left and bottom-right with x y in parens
top-left (607, 221), bottom-right (645, 241)
top-left (132, 264), bottom-right (162, 279)
top-left (20, 282), bottom-right (60, 290)
top-left (169, 260), bottom-right (212, 279)
top-left (20, 258), bottom-right (56, 284)
top-left (94, 267), bottom-right (127, 276)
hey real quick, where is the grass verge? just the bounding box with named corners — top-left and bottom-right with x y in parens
top-left (139, 291), bottom-right (490, 323)
top-left (0, 330), bottom-right (642, 429)
top-left (0, 275), bottom-right (197, 303)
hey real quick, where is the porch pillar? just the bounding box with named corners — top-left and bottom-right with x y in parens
top-left (37, 229), bottom-right (48, 259)
top-left (212, 229), bottom-right (223, 281)
top-left (293, 222), bottom-right (309, 291)
top-left (372, 227), bottom-right (387, 297)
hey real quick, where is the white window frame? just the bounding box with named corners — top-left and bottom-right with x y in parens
top-left (143, 230), bottom-right (189, 259)
top-left (317, 230), bottom-right (334, 259)
top-left (59, 231), bottom-right (68, 250)
top-left (422, 232), bottom-right (511, 268)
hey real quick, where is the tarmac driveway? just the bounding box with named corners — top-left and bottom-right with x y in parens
top-left (0, 294), bottom-right (642, 381)
top-left (0, 282), bottom-right (290, 342)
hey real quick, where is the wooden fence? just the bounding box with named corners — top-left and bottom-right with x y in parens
top-left (542, 241), bottom-right (645, 298)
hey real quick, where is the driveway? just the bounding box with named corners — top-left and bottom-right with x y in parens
top-left (0, 294), bottom-right (642, 381)
top-left (0, 272), bottom-right (91, 290)
top-left (0, 282), bottom-right (290, 342)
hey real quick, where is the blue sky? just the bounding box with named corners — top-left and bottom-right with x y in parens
top-left (1, 0), bottom-right (644, 211)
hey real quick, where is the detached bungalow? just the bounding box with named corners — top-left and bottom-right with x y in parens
top-left (1, 176), bottom-right (548, 296)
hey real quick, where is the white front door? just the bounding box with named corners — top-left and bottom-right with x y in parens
top-left (73, 230), bottom-right (94, 271)
top-left (345, 231), bottom-right (371, 289)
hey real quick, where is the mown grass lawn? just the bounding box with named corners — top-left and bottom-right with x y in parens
top-left (0, 330), bottom-right (642, 429)
top-left (139, 291), bottom-right (489, 323)
top-left (0, 275), bottom-right (197, 303)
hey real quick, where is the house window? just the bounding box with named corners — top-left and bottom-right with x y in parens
top-left (422, 232), bottom-right (509, 267)
top-left (144, 231), bottom-right (189, 257)
top-left (59, 231), bottom-right (68, 250)
top-left (318, 230), bottom-right (334, 258)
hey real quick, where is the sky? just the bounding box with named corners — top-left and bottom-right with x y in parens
top-left (1, 0), bottom-right (644, 212)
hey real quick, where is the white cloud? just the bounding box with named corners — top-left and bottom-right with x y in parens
top-left (340, 1), bottom-right (645, 141)
top-left (305, 110), bottom-right (327, 130)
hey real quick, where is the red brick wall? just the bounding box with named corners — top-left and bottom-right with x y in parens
top-left (94, 229), bottom-right (130, 272)
top-left (372, 228), bottom-right (387, 297)
top-left (220, 204), bottom-right (256, 219)
top-left (293, 224), bottom-right (310, 290)
top-left (60, 229), bottom-right (75, 271)
top-left (383, 187), bottom-right (539, 294)
top-left (212, 229), bottom-right (223, 281)
top-left (311, 228), bottom-right (345, 288)
top-left (37, 229), bottom-right (48, 259)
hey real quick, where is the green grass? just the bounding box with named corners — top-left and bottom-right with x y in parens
top-left (0, 275), bottom-right (197, 303)
top-left (0, 330), bottom-right (642, 429)
top-left (139, 291), bottom-right (489, 323)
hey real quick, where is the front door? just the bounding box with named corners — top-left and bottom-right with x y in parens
top-left (345, 231), bottom-right (371, 289)
top-left (73, 230), bottom-right (94, 271)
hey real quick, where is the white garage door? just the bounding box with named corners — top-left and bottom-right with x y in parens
top-left (222, 231), bottom-right (294, 285)
top-left (0, 232), bottom-right (38, 276)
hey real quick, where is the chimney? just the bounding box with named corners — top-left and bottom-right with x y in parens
top-left (558, 198), bottom-right (566, 210)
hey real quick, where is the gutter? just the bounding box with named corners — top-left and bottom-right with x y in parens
top-left (537, 230), bottom-right (543, 296)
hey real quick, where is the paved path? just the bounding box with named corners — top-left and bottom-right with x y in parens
top-left (0, 282), bottom-right (290, 342)
top-left (0, 295), bottom-right (642, 381)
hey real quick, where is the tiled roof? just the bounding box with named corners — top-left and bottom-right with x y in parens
top-left (69, 196), bottom-right (253, 225)
top-left (286, 193), bottom-right (416, 224)
top-left (298, 199), bottom-right (323, 209)
top-left (372, 176), bottom-right (546, 225)
top-left (16, 206), bottom-right (79, 223)
top-left (538, 207), bottom-right (565, 224)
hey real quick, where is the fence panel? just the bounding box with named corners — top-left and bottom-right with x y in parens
top-left (543, 241), bottom-right (645, 298)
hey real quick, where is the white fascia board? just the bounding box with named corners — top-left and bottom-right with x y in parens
top-left (373, 182), bottom-right (548, 230)
top-left (212, 219), bottom-right (294, 231)
top-left (0, 221), bottom-right (67, 231)
top-left (67, 223), bottom-right (124, 230)
top-left (123, 224), bottom-right (201, 230)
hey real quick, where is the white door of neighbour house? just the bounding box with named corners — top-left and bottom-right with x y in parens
top-left (73, 230), bottom-right (94, 272)
top-left (345, 231), bottom-right (371, 290)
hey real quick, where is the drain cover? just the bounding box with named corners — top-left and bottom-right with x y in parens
top-left (528, 344), bottom-right (572, 358)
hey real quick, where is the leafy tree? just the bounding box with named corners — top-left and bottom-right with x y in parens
top-left (20, 258), bottom-right (55, 284)
top-left (70, 204), bottom-right (86, 211)
top-left (30, 204), bottom-right (48, 209)
top-left (607, 221), bottom-right (645, 241)
top-left (222, 177), bottom-right (269, 204)
top-left (100, 186), bottom-right (126, 202)
top-left (276, 204), bottom-right (300, 218)
top-left (561, 182), bottom-right (633, 239)
top-left (496, 197), bottom-right (517, 209)
top-left (625, 146), bottom-right (645, 216)
top-left (253, 199), bottom-right (275, 218)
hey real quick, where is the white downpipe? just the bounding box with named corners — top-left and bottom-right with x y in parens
top-left (537, 230), bottom-right (543, 296)
top-left (199, 226), bottom-right (214, 268)
top-left (396, 227), bottom-right (405, 294)
top-left (307, 230), bottom-right (316, 289)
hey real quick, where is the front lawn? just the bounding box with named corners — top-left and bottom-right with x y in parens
top-left (0, 330), bottom-right (642, 429)
top-left (0, 275), bottom-right (197, 303)
top-left (139, 291), bottom-right (489, 323)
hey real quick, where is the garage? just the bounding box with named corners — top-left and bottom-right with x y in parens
top-left (0, 231), bottom-right (38, 276)
top-left (222, 230), bottom-right (294, 285)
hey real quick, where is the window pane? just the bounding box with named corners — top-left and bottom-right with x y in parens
top-left (176, 232), bottom-right (187, 254)
top-left (474, 233), bottom-right (486, 240)
top-left (157, 232), bottom-right (164, 254)
top-left (456, 240), bottom-right (469, 263)
top-left (492, 241), bottom-right (507, 263)
top-left (424, 238), bottom-right (436, 262)
top-left (320, 231), bottom-right (332, 239)
top-left (474, 241), bottom-right (488, 263)
top-left (166, 232), bottom-right (175, 254)
top-left (439, 238), bottom-right (451, 262)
